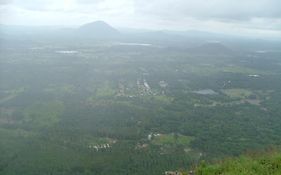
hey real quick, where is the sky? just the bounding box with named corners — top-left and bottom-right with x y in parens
top-left (0, 0), bottom-right (281, 37)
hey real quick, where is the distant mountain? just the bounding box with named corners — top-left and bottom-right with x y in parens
top-left (189, 42), bottom-right (234, 54)
top-left (77, 21), bottom-right (120, 38)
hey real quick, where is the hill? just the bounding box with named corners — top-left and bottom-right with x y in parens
top-left (189, 42), bottom-right (234, 55)
top-left (77, 21), bottom-right (120, 38)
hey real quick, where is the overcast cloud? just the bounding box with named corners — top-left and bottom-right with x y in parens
top-left (0, 0), bottom-right (280, 37)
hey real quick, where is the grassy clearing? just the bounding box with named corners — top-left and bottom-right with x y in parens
top-left (0, 127), bottom-right (36, 139)
top-left (222, 66), bottom-right (267, 75)
top-left (44, 84), bottom-right (75, 94)
top-left (23, 101), bottom-right (64, 128)
top-left (95, 82), bottom-right (116, 97)
top-left (96, 86), bottom-right (115, 97)
top-left (86, 137), bottom-right (116, 146)
top-left (181, 64), bottom-right (220, 76)
top-left (0, 87), bottom-right (25, 104)
top-left (152, 95), bottom-right (173, 104)
top-left (222, 88), bottom-right (253, 99)
top-left (152, 134), bottom-right (193, 146)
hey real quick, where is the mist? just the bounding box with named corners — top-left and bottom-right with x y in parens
top-left (1, 1), bottom-right (281, 175)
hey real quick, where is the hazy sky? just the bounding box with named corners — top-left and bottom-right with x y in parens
top-left (1, 0), bottom-right (281, 37)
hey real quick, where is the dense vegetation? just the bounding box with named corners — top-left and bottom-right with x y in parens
top-left (1, 31), bottom-right (281, 174)
top-left (196, 148), bottom-right (281, 175)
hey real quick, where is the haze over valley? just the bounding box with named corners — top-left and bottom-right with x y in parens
top-left (1, 1), bottom-right (281, 174)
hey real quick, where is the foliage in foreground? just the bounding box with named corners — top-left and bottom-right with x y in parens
top-left (195, 148), bottom-right (281, 175)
